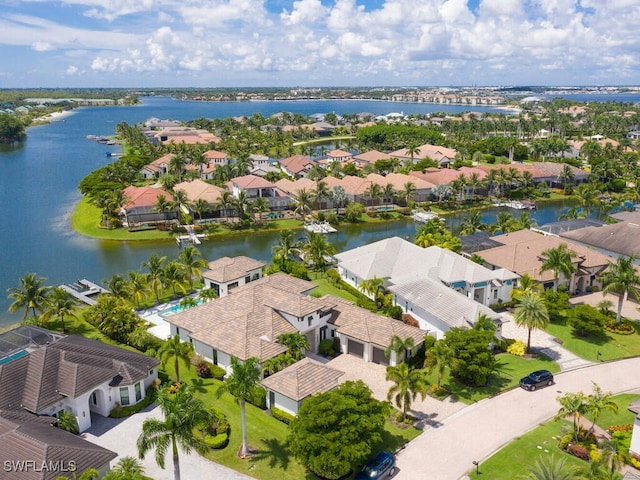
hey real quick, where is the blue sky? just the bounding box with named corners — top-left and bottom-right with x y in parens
top-left (0, 0), bottom-right (637, 88)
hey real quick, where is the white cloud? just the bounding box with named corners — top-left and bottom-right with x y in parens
top-left (32, 41), bottom-right (54, 51)
top-left (66, 65), bottom-right (79, 75)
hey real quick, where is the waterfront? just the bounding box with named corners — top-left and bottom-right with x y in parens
top-left (0, 96), bottom-right (602, 328)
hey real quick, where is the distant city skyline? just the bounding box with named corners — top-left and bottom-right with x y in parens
top-left (0, 0), bottom-right (638, 89)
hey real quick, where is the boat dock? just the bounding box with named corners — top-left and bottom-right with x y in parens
top-left (176, 225), bottom-right (206, 246)
top-left (304, 221), bottom-right (337, 234)
top-left (411, 210), bottom-right (439, 223)
top-left (60, 279), bottom-right (109, 306)
top-left (493, 200), bottom-right (536, 210)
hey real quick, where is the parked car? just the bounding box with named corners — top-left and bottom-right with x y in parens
top-left (519, 370), bottom-right (554, 391)
top-left (355, 451), bottom-right (396, 479)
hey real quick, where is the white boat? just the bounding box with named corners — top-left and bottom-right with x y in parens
top-left (304, 221), bottom-right (337, 234)
top-left (411, 210), bottom-right (438, 223)
top-left (493, 201), bottom-right (536, 210)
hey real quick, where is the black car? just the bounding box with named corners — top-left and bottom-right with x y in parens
top-left (354, 451), bottom-right (396, 479)
top-left (519, 370), bottom-right (554, 391)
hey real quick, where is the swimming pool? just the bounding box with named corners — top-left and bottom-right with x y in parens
top-left (0, 349), bottom-right (28, 365)
top-left (158, 299), bottom-right (204, 318)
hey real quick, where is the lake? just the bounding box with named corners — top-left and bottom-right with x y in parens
top-left (0, 96), bottom-right (605, 329)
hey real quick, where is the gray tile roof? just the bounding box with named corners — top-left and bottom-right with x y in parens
top-left (202, 256), bottom-right (267, 283)
top-left (560, 221), bottom-right (640, 258)
top-left (261, 357), bottom-right (344, 401)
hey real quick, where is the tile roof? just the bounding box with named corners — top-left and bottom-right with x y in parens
top-left (0, 415), bottom-right (116, 480)
top-left (390, 143), bottom-right (458, 162)
top-left (560, 221), bottom-right (640, 258)
top-left (411, 169), bottom-right (460, 186)
top-left (352, 150), bottom-right (390, 164)
top-left (202, 256), bottom-right (266, 283)
top-left (174, 179), bottom-right (227, 204)
top-left (327, 149), bottom-right (352, 158)
top-left (278, 155), bottom-right (316, 174)
top-left (123, 185), bottom-right (173, 209)
top-left (261, 357), bottom-right (344, 401)
top-left (204, 149), bottom-right (227, 159)
top-left (230, 174), bottom-right (276, 189)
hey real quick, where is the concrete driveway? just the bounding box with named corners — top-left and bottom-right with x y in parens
top-left (394, 357), bottom-right (640, 480)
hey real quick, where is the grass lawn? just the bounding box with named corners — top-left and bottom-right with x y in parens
top-left (468, 393), bottom-right (640, 479)
top-left (310, 277), bottom-right (358, 302)
top-left (161, 361), bottom-right (420, 480)
top-left (425, 353), bottom-right (560, 404)
top-left (545, 318), bottom-right (640, 362)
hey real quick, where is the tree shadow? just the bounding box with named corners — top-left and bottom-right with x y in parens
top-left (379, 428), bottom-right (414, 452)
top-left (252, 437), bottom-right (293, 471)
top-left (189, 377), bottom-right (210, 394)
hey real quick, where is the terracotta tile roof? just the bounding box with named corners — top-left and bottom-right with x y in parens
top-left (204, 149), bottom-right (227, 160)
top-left (411, 169), bottom-right (459, 185)
top-left (123, 185), bottom-right (173, 209)
top-left (261, 357), bottom-right (344, 401)
top-left (0, 415), bottom-right (116, 480)
top-left (327, 149), bottom-right (352, 158)
top-left (391, 143), bottom-right (458, 162)
top-left (203, 256), bottom-right (266, 283)
top-left (174, 179), bottom-right (227, 204)
top-left (230, 174), bottom-right (276, 189)
top-left (339, 175), bottom-right (369, 195)
top-left (274, 177), bottom-right (316, 196)
top-left (352, 150), bottom-right (390, 164)
top-left (328, 296), bottom-right (425, 348)
top-left (278, 155), bottom-right (316, 174)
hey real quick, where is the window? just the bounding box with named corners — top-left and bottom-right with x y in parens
top-left (228, 281), bottom-right (239, 290)
top-left (212, 349), bottom-right (218, 365)
top-left (493, 290), bottom-right (498, 299)
top-left (245, 276), bottom-right (250, 283)
top-left (135, 383), bottom-right (142, 402)
top-left (308, 317), bottom-right (313, 327)
top-left (120, 387), bottom-right (130, 406)
top-left (149, 369), bottom-right (154, 375)
top-left (252, 273), bottom-right (260, 281)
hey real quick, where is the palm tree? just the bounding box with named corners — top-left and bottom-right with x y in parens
top-left (216, 191), bottom-right (234, 222)
top-left (198, 287), bottom-right (217, 303)
top-left (384, 335), bottom-right (415, 364)
top-left (385, 363), bottom-right (428, 422)
top-left (511, 274), bottom-right (542, 299)
top-left (304, 231), bottom-right (336, 273)
top-left (277, 332), bottom-right (311, 360)
top-left (382, 183), bottom-right (396, 205)
top-left (405, 142), bottom-right (421, 165)
top-left (494, 211), bottom-right (515, 234)
top-left (168, 153), bottom-right (187, 183)
top-left (524, 455), bottom-right (578, 480)
top-left (293, 188), bottom-right (313, 219)
top-left (126, 271), bottom-right (148, 309)
top-left (271, 230), bottom-right (303, 266)
top-left (402, 181), bottom-right (416, 206)
top-left (359, 276), bottom-right (385, 300)
top-left (601, 254), bottom-right (640, 322)
top-left (7, 273), bottom-right (51, 321)
top-left (42, 287), bottom-right (78, 334)
top-left (191, 198), bottom-right (210, 223)
top-left (251, 197), bottom-right (270, 223)
top-left (177, 246), bottom-right (207, 291)
top-left (555, 391), bottom-right (588, 442)
top-left (137, 386), bottom-right (211, 480)
top-left (152, 194), bottom-right (172, 226)
top-left (557, 164), bottom-right (575, 189)
top-left (103, 456), bottom-right (146, 480)
top-left (143, 253), bottom-right (167, 303)
top-left (364, 182), bottom-right (382, 207)
top-left (513, 292), bottom-right (549, 354)
top-left (158, 334), bottom-right (194, 383)
top-left (171, 189), bottom-right (190, 224)
top-left (312, 180), bottom-right (330, 210)
top-left (190, 150), bottom-right (208, 174)
top-left (586, 382), bottom-right (618, 432)
top-left (163, 261), bottom-right (187, 297)
top-left (460, 210), bottom-right (485, 235)
top-left (539, 244), bottom-right (578, 291)
top-left (424, 339), bottom-right (453, 389)
top-left (232, 190), bottom-right (250, 221)
top-left (55, 409), bottom-right (79, 434)
top-left (105, 274), bottom-right (128, 299)
top-left (217, 357), bottom-right (261, 457)
top-left (331, 186), bottom-right (348, 214)
top-left (516, 211), bottom-right (535, 231)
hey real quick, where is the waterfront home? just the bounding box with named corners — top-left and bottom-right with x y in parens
top-left (390, 143), bottom-right (458, 167)
top-left (139, 152), bottom-right (174, 179)
top-left (121, 185), bottom-right (176, 226)
top-left (277, 154), bottom-right (317, 178)
top-left (351, 149), bottom-right (389, 167)
top-left (474, 229), bottom-right (610, 293)
top-left (151, 126), bottom-right (220, 146)
top-left (167, 271), bottom-right (425, 375)
top-left (334, 237), bottom-right (515, 338)
top-left (173, 179), bottom-right (228, 221)
top-left (262, 357), bottom-right (344, 415)
top-left (0, 326), bottom-right (159, 434)
top-left (227, 174), bottom-right (291, 210)
top-left (201, 255), bottom-right (266, 297)
top-left (325, 149), bottom-right (353, 163)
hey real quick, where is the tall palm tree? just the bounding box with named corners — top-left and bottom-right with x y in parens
top-left (382, 183), bottom-right (396, 205)
top-left (405, 142), bottom-right (421, 165)
top-left (158, 334), bottom-right (194, 383)
top-left (513, 292), bottom-right (549, 354)
top-left (460, 210), bottom-right (485, 235)
top-left (304, 231), bottom-right (336, 273)
top-left (42, 287), bottom-right (78, 334)
top-left (7, 273), bottom-right (51, 321)
top-left (312, 180), bottom-right (330, 210)
top-left (126, 271), bottom-right (148, 309)
top-left (424, 339), bottom-right (453, 389)
top-left (293, 188), bottom-right (313, 219)
top-left (177, 246), bottom-right (207, 291)
top-left (171, 189), bottom-right (190, 224)
top-left (601, 254), bottom-right (640, 322)
top-left (251, 197), bottom-right (270, 223)
top-left (163, 261), bottom-right (187, 297)
top-left (511, 274), bottom-right (542, 299)
top-left (152, 194), bottom-right (172, 226)
top-left (105, 274), bottom-right (128, 299)
top-left (539, 244), bottom-right (578, 291)
top-left (232, 190), bottom-right (250, 221)
top-left (557, 164), bottom-right (575, 189)
top-left (217, 357), bottom-right (261, 457)
top-left (191, 198), bottom-right (210, 223)
top-left (385, 363), bottom-right (428, 422)
top-left (516, 212), bottom-right (535, 231)
top-left (168, 153), bottom-right (187, 183)
top-left (586, 383), bottom-right (618, 432)
top-left (555, 391), bottom-right (588, 442)
top-left (384, 335), bottom-right (415, 364)
top-left (494, 211), bottom-right (515, 234)
top-left (216, 191), bottom-right (234, 222)
top-left (143, 253), bottom-right (167, 304)
top-left (402, 181), bottom-right (416, 206)
top-left (364, 182), bottom-right (382, 207)
top-left (137, 386), bottom-right (211, 480)
top-left (271, 230), bottom-right (303, 266)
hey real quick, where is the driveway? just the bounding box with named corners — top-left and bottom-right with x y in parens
top-left (84, 405), bottom-right (253, 480)
top-left (394, 357), bottom-right (640, 480)
top-left (569, 291), bottom-right (640, 321)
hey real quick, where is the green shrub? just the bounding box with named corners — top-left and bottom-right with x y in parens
top-left (247, 385), bottom-right (267, 409)
top-left (211, 364), bottom-right (226, 380)
top-left (319, 338), bottom-right (335, 356)
top-left (271, 407), bottom-right (295, 425)
top-left (326, 269), bottom-right (341, 284)
top-left (110, 389), bottom-right (156, 418)
top-left (567, 304), bottom-right (606, 337)
top-left (605, 318), bottom-right (635, 335)
top-left (205, 433), bottom-right (229, 449)
top-left (196, 360), bottom-right (213, 378)
top-left (386, 305), bottom-right (403, 320)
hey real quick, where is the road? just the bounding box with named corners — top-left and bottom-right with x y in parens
top-left (395, 357), bottom-right (640, 480)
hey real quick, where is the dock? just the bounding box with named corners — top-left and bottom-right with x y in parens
top-left (411, 210), bottom-right (438, 223)
top-left (60, 279), bottom-right (109, 306)
top-left (304, 221), bottom-right (337, 234)
top-left (176, 225), bottom-right (205, 246)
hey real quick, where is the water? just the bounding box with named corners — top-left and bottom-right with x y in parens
top-left (0, 95), bottom-right (611, 329)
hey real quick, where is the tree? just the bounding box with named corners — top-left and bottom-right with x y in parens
top-left (251, 196), bottom-right (270, 223)
top-left (171, 189), bottom-right (190, 223)
top-left (567, 304), bottom-right (606, 337)
top-left (271, 230), bottom-right (302, 266)
top-left (7, 272), bottom-right (51, 321)
top-left (293, 188), bottom-right (313, 219)
top-left (601, 254), bottom-right (640, 322)
top-left (414, 218), bottom-right (462, 252)
top-left (177, 246), bottom-right (207, 291)
top-left (344, 201), bottom-right (365, 223)
top-left (277, 332), bottom-right (310, 360)
top-left (423, 339), bottom-right (454, 389)
top-left (555, 391), bottom-right (588, 442)
top-left (152, 194), bottom-right (172, 226)
top-left (494, 211), bottom-right (515, 234)
top-left (158, 334), bottom-right (194, 383)
top-left (198, 287), bottom-right (217, 303)
top-left (524, 455), bottom-right (578, 480)
top-left (586, 382), bottom-right (618, 433)
top-left (191, 198), bottom-right (210, 223)
top-left (385, 363), bottom-right (428, 421)
top-left (442, 320), bottom-right (497, 387)
top-left (511, 274), bottom-right (542, 299)
top-left (304, 231), bottom-right (336, 273)
top-left (126, 271), bottom-right (149, 309)
top-left (331, 186), bottom-right (348, 214)
top-left (103, 456), bottom-right (146, 480)
top-left (42, 287), bottom-right (78, 334)
top-left (217, 357), bottom-right (261, 457)
top-left (539, 244), bottom-right (578, 291)
top-left (460, 210), bottom-right (485, 235)
top-left (288, 380), bottom-right (390, 480)
top-left (513, 292), bottom-right (550, 354)
top-left (137, 386), bottom-right (211, 480)
top-left (384, 334), bottom-right (415, 364)
top-left (85, 294), bottom-right (142, 343)
top-left (143, 253), bottom-right (167, 304)
top-left (56, 409), bottom-right (79, 434)
top-left (105, 274), bottom-right (128, 299)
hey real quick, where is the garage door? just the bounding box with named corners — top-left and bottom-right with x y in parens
top-left (347, 339), bottom-right (364, 358)
top-left (372, 347), bottom-right (388, 366)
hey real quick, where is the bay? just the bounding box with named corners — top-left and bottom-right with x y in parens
top-left (0, 96), bottom-right (594, 329)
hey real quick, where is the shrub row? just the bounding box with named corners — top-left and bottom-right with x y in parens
top-left (110, 389), bottom-right (156, 418)
top-left (271, 407), bottom-right (295, 425)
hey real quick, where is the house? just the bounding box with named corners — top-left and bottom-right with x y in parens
top-left (629, 399), bottom-right (640, 462)
top-left (204, 149), bottom-right (229, 167)
top-left (173, 180), bottom-right (228, 221)
top-left (0, 326), bottom-right (159, 433)
top-left (201, 256), bottom-right (266, 297)
top-left (140, 153), bottom-right (174, 179)
top-left (227, 174), bottom-right (291, 210)
top-left (121, 185), bottom-right (176, 226)
top-left (167, 270), bottom-right (425, 375)
top-left (278, 155), bottom-right (316, 178)
top-left (473, 229), bottom-right (610, 293)
top-left (261, 357), bottom-right (344, 415)
top-left (351, 149), bottom-right (389, 167)
top-left (390, 144), bottom-right (458, 167)
top-left (326, 149), bottom-right (353, 163)
top-left (334, 237), bottom-right (515, 338)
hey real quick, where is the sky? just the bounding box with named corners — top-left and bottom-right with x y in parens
top-left (0, 0), bottom-right (638, 88)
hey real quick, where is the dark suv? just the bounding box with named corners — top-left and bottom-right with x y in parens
top-left (519, 370), bottom-right (554, 391)
top-left (355, 451), bottom-right (396, 479)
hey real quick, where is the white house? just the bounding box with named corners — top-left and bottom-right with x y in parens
top-left (202, 256), bottom-right (266, 297)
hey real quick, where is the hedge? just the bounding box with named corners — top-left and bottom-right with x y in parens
top-left (211, 364), bottom-right (227, 380)
top-left (205, 433), bottom-right (229, 449)
top-left (248, 385), bottom-right (267, 409)
top-left (110, 389), bottom-right (156, 418)
top-left (271, 407), bottom-right (295, 425)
